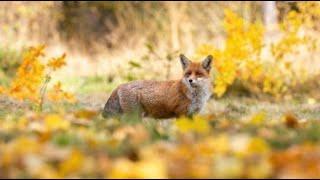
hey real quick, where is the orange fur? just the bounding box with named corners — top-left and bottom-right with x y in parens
top-left (102, 54), bottom-right (213, 119)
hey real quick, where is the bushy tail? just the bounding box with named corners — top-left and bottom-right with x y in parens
top-left (102, 88), bottom-right (122, 118)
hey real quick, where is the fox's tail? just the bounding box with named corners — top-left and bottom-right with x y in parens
top-left (102, 88), bottom-right (122, 118)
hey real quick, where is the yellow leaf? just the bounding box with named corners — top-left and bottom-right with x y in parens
top-left (109, 158), bottom-right (167, 178)
top-left (135, 158), bottom-right (168, 178)
top-left (47, 53), bottom-right (66, 70)
top-left (33, 164), bottom-right (61, 178)
top-left (108, 159), bottom-right (134, 178)
top-left (193, 115), bottom-right (211, 134)
top-left (44, 114), bottom-right (70, 131)
top-left (74, 109), bottom-right (98, 119)
top-left (175, 115), bottom-right (210, 134)
top-left (59, 149), bottom-right (84, 176)
top-left (0, 86), bottom-right (5, 94)
top-left (47, 82), bottom-right (76, 103)
top-left (247, 137), bottom-right (270, 155)
top-left (250, 111), bottom-right (266, 125)
top-left (175, 116), bottom-right (193, 133)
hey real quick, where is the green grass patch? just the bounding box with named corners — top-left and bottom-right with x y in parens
top-left (55, 75), bottom-right (119, 95)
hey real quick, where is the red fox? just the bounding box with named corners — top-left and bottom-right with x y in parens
top-left (102, 54), bottom-right (213, 119)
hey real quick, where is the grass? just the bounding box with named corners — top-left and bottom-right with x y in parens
top-left (0, 46), bottom-right (24, 87)
top-left (53, 75), bottom-right (118, 95)
top-left (205, 96), bottom-right (320, 121)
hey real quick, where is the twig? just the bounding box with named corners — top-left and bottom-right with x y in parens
top-left (39, 74), bottom-right (51, 112)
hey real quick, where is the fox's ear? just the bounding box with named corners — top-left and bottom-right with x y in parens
top-left (180, 54), bottom-right (191, 70)
top-left (202, 55), bottom-right (213, 72)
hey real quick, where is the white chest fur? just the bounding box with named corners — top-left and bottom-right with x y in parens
top-left (183, 79), bottom-right (212, 115)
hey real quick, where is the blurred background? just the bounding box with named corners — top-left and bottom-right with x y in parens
top-left (0, 1), bottom-right (319, 99)
top-left (2, 2), bottom-right (320, 179)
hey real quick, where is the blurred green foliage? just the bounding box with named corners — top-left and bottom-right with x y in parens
top-left (0, 47), bottom-right (24, 86)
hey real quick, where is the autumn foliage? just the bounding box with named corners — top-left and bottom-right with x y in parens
top-left (196, 3), bottom-right (319, 97)
top-left (0, 45), bottom-right (75, 109)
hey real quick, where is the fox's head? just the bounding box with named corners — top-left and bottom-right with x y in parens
top-left (179, 54), bottom-right (213, 89)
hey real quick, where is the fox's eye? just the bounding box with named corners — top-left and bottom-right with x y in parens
top-left (185, 72), bottom-right (191, 76)
top-left (196, 71), bottom-right (203, 76)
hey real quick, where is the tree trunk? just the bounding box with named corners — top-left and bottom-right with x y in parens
top-left (263, 1), bottom-right (278, 30)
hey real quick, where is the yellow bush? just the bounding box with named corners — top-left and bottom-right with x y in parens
top-left (1, 45), bottom-right (75, 109)
top-left (197, 3), bottom-right (319, 97)
top-left (8, 45), bottom-right (46, 103)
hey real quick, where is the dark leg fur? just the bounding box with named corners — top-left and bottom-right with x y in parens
top-left (102, 89), bottom-right (122, 118)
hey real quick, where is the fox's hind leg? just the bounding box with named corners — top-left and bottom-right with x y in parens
top-left (102, 88), bottom-right (122, 118)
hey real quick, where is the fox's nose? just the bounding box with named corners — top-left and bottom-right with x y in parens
top-left (189, 79), bottom-right (193, 83)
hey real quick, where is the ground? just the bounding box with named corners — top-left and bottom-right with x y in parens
top-left (2, 84), bottom-right (320, 178)
top-left (2, 91), bottom-right (320, 122)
